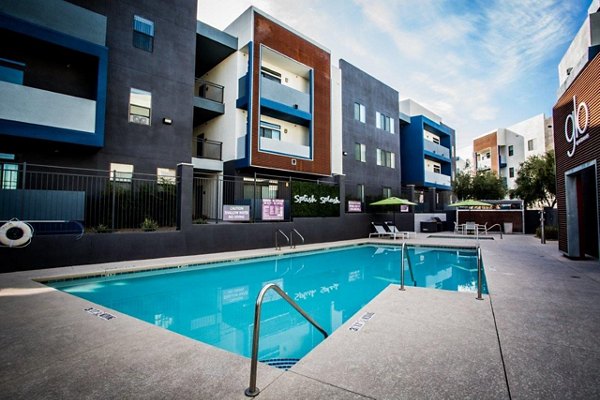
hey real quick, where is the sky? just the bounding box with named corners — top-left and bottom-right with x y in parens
top-left (196, 0), bottom-right (590, 149)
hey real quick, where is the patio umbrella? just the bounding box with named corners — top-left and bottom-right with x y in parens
top-left (448, 199), bottom-right (493, 226)
top-left (448, 199), bottom-right (493, 208)
top-left (370, 197), bottom-right (417, 226)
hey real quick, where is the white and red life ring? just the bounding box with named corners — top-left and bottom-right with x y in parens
top-left (0, 220), bottom-right (33, 248)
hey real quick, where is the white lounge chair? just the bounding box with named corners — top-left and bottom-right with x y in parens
top-left (385, 222), bottom-right (415, 239)
top-left (454, 221), bottom-right (464, 234)
top-left (369, 223), bottom-right (395, 239)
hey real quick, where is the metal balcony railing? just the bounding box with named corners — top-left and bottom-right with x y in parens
top-left (195, 138), bottom-right (222, 161)
top-left (194, 78), bottom-right (224, 103)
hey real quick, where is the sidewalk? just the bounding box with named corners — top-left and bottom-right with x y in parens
top-left (0, 235), bottom-right (598, 399)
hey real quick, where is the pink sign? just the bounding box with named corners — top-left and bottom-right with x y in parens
top-left (348, 200), bottom-right (362, 213)
top-left (262, 199), bottom-right (285, 221)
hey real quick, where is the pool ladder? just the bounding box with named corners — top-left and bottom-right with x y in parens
top-left (274, 229), bottom-right (289, 250)
top-left (399, 242), bottom-right (484, 301)
top-left (245, 283), bottom-right (328, 397)
top-left (290, 229), bottom-right (304, 249)
top-left (275, 229), bottom-right (305, 250)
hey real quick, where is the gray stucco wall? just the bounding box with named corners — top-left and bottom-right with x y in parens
top-left (1, 214), bottom-right (372, 272)
top-left (339, 59), bottom-right (401, 200)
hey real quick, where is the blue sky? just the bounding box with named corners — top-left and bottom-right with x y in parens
top-left (197, 0), bottom-right (590, 149)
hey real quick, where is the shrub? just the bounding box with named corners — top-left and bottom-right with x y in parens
top-left (93, 224), bottom-right (112, 233)
top-left (141, 218), bottom-right (159, 232)
top-left (193, 217), bottom-right (208, 224)
top-left (536, 225), bottom-right (558, 240)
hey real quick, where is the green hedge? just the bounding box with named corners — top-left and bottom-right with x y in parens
top-left (535, 225), bottom-right (558, 240)
top-left (291, 181), bottom-right (340, 217)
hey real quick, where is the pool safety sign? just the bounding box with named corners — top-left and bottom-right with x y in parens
top-left (223, 205), bottom-right (250, 221)
top-left (85, 307), bottom-right (116, 321)
top-left (349, 312), bottom-right (375, 332)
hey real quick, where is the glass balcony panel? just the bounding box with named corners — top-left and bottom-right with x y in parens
top-left (423, 139), bottom-right (450, 159)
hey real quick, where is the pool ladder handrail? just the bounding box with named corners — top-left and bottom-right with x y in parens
top-left (245, 283), bottom-right (328, 397)
top-left (275, 229), bottom-right (289, 250)
top-left (486, 223), bottom-right (503, 239)
top-left (290, 229), bottom-right (304, 249)
top-left (476, 244), bottom-right (484, 300)
top-left (399, 241), bottom-right (416, 291)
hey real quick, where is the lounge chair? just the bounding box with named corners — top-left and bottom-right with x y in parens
top-left (385, 222), bottom-right (415, 239)
top-left (369, 222), bottom-right (395, 239)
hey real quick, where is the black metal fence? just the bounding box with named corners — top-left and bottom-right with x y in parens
top-left (193, 172), bottom-right (338, 223)
top-left (0, 163), bottom-right (177, 230)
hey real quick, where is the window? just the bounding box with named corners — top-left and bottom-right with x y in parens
top-left (129, 88), bottom-right (152, 125)
top-left (261, 66), bottom-right (281, 83)
top-left (0, 153), bottom-right (18, 190)
top-left (133, 15), bottom-right (154, 52)
top-left (376, 149), bottom-right (395, 168)
top-left (0, 58), bottom-right (25, 84)
top-left (383, 187), bottom-right (392, 198)
top-left (260, 121), bottom-right (281, 140)
top-left (376, 112), bottom-right (394, 133)
top-left (486, 152), bottom-right (490, 159)
top-left (354, 102), bottom-right (366, 123)
top-left (157, 168), bottom-right (176, 184)
top-left (509, 167), bottom-right (515, 178)
top-left (355, 143), bottom-right (366, 162)
top-left (357, 184), bottom-right (365, 202)
top-left (508, 145), bottom-right (514, 156)
top-left (110, 163), bottom-right (134, 183)
top-left (527, 139), bottom-right (535, 151)
top-left (432, 136), bottom-right (440, 145)
top-left (433, 164), bottom-right (441, 174)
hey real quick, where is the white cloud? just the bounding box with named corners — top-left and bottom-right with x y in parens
top-left (197, 0), bottom-right (586, 148)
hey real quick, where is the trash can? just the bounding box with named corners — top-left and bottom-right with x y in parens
top-left (503, 222), bottom-right (513, 234)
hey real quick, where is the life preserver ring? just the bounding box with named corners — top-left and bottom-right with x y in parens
top-left (0, 220), bottom-right (33, 248)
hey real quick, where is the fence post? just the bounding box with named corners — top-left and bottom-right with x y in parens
top-left (177, 163), bottom-right (194, 231)
top-left (253, 171), bottom-right (257, 222)
top-left (111, 170), bottom-right (116, 230)
top-left (215, 174), bottom-right (220, 224)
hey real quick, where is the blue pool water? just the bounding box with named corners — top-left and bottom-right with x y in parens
top-left (47, 245), bottom-right (486, 362)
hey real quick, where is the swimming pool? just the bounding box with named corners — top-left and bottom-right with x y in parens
top-left (46, 245), bottom-right (486, 365)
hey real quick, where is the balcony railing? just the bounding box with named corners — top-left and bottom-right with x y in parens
top-left (195, 79), bottom-right (224, 103)
top-left (424, 170), bottom-right (451, 187)
top-left (423, 139), bottom-right (450, 159)
top-left (195, 138), bottom-right (222, 160)
top-left (259, 137), bottom-right (311, 159)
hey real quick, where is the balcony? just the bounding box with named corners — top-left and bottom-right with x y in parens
top-left (260, 77), bottom-right (311, 125)
top-left (259, 136), bottom-right (311, 159)
top-left (499, 156), bottom-right (507, 168)
top-left (192, 138), bottom-right (223, 172)
top-left (477, 158), bottom-right (492, 171)
top-left (0, 80), bottom-right (96, 133)
top-left (423, 139), bottom-right (450, 160)
top-left (424, 170), bottom-right (451, 188)
top-left (193, 78), bottom-right (224, 125)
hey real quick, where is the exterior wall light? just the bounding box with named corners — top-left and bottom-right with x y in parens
top-left (162, 118), bottom-right (173, 125)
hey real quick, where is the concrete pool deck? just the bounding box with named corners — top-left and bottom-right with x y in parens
top-left (1, 234), bottom-right (599, 399)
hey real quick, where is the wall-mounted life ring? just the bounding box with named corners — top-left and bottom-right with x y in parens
top-left (0, 220), bottom-right (33, 248)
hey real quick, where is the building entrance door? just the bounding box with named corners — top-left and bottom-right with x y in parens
top-left (565, 162), bottom-right (599, 259)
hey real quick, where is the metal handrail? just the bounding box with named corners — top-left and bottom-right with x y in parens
top-left (400, 242), bottom-right (407, 291)
top-left (275, 229), bottom-right (289, 250)
top-left (487, 223), bottom-right (503, 239)
top-left (399, 242), bottom-right (416, 290)
top-left (476, 244), bottom-right (484, 300)
top-left (290, 229), bottom-right (304, 248)
top-left (245, 283), bottom-right (328, 397)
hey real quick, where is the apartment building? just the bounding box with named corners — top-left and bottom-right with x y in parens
top-left (339, 59), bottom-right (400, 205)
top-left (0, 0), bottom-right (197, 177)
top-left (196, 7), bottom-right (333, 179)
top-left (399, 99), bottom-right (455, 209)
top-left (473, 114), bottom-right (551, 190)
top-left (553, 0), bottom-right (600, 260)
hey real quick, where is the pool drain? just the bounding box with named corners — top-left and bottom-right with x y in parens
top-left (260, 358), bottom-right (300, 370)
